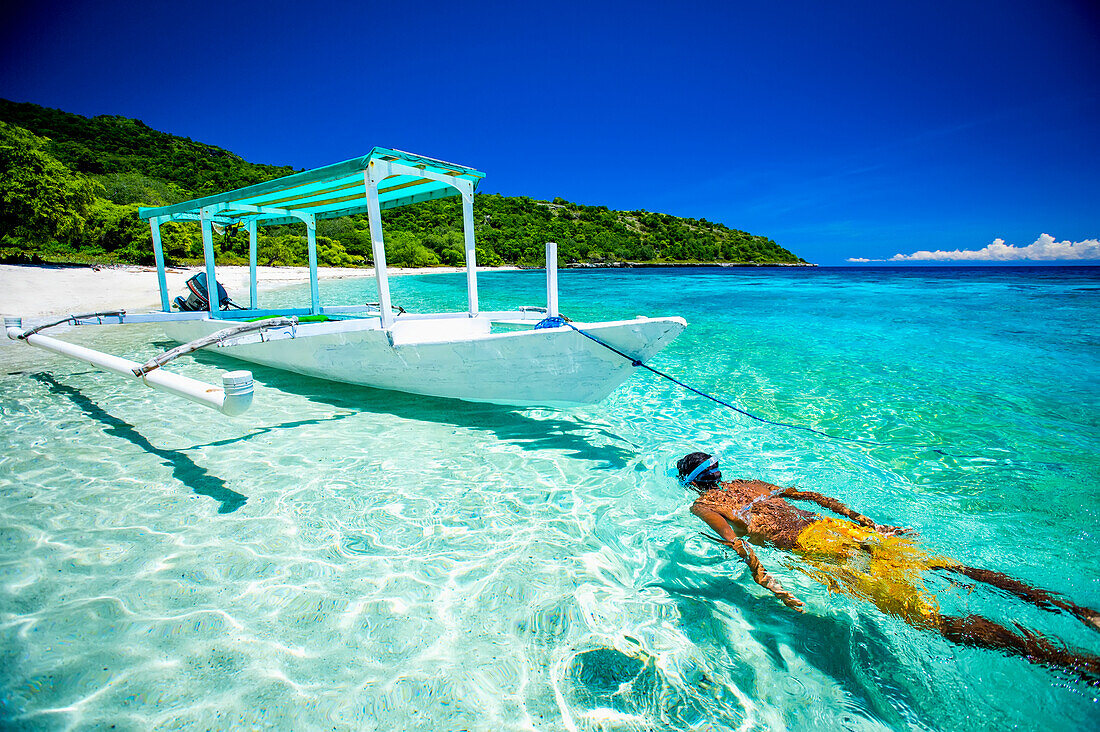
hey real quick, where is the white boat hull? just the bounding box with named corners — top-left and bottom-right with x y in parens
top-left (162, 315), bottom-right (686, 406)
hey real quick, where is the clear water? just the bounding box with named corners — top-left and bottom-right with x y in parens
top-left (2, 266), bottom-right (1098, 730)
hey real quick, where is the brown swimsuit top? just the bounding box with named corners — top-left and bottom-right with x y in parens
top-left (692, 479), bottom-right (819, 549)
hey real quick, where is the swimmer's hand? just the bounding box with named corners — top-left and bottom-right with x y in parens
top-left (755, 562), bottom-right (804, 612)
top-left (771, 585), bottom-right (806, 612)
top-left (693, 506), bottom-right (805, 613)
top-left (726, 535), bottom-right (806, 613)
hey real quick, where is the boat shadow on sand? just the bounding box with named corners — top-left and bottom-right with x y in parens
top-left (21, 343), bottom-right (635, 514)
top-left (29, 372), bottom-right (250, 514)
top-left (179, 344), bottom-right (638, 469)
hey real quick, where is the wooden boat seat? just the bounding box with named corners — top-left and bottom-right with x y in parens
top-left (387, 316), bottom-right (491, 346)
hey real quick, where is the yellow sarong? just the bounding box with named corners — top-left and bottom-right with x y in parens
top-left (794, 518), bottom-right (956, 626)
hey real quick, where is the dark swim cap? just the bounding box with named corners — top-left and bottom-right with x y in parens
top-left (677, 452), bottom-right (721, 488)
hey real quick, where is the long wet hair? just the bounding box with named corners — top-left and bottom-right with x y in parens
top-left (677, 452), bottom-right (722, 494)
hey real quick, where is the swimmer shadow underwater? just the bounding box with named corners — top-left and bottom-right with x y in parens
top-left (653, 539), bottom-right (932, 727)
top-left (674, 452), bottom-right (1100, 685)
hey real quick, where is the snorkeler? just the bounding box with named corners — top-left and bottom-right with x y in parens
top-left (677, 452), bottom-right (1100, 682)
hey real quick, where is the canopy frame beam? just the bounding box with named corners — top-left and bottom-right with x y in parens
top-left (364, 159), bottom-right (478, 328)
top-left (138, 149), bottom-right (485, 324)
top-left (199, 203), bottom-right (321, 316)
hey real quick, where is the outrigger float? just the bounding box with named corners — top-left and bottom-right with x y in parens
top-left (6, 149), bottom-right (686, 413)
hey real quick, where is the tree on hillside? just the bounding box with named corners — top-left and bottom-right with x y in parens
top-left (0, 122), bottom-right (99, 260)
top-left (0, 99), bottom-right (295, 197)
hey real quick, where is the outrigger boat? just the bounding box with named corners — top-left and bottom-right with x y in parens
top-left (6, 149), bottom-right (686, 413)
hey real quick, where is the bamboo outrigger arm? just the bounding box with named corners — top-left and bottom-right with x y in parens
top-left (17, 310), bottom-right (128, 338)
top-left (5, 316), bottom-right (256, 416)
top-left (132, 316), bottom-right (297, 376)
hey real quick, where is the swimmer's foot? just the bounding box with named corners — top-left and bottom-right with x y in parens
top-left (1078, 607), bottom-right (1100, 633)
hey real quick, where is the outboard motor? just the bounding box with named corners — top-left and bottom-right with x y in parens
top-left (174, 273), bottom-right (242, 311)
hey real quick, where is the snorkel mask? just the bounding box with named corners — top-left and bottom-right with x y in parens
top-left (678, 454), bottom-right (721, 489)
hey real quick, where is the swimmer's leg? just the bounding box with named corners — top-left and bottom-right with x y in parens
top-left (936, 614), bottom-right (1100, 684)
top-left (938, 565), bottom-right (1100, 632)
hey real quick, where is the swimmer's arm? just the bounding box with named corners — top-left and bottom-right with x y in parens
top-left (691, 505), bottom-right (805, 612)
top-left (781, 489), bottom-right (911, 535)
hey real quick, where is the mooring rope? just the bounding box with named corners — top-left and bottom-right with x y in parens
top-left (542, 316), bottom-right (949, 454)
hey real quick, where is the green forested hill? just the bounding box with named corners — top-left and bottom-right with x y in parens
top-left (0, 100), bottom-right (807, 267)
top-left (0, 99), bottom-right (295, 197)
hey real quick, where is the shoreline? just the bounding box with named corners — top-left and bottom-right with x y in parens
top-left (0, 260), bottom-right (817, 322)
top-left (0, 263), bottom-right (519, 321)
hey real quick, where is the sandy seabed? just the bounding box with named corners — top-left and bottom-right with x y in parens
top-left (0, 264), bottom-right (518, 321)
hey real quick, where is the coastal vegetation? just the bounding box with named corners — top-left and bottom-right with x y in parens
top-left (0, 99), bottom-right (806, 267)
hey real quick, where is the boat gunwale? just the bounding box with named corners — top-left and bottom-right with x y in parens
top-left (178, 311), bottom-right (687, 350)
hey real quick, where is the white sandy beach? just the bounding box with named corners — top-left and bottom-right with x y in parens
top-left (0, 264), bottom-right (518, 321)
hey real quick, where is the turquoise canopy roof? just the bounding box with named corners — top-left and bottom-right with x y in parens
top-left (138, 148), bottom-right (484, 226)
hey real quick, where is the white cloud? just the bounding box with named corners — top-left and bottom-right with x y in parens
top-left (847, 234), bottom-right (1100, 263)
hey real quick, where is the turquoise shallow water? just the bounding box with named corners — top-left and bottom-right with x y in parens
top-left (1, 266), bottom-right (1098, 730)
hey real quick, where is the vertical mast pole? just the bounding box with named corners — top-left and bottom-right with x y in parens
top-left (247, 219), bottom-right (258, 310)
top-left (460, 181), bottom-right (478, 316)
top-left (545, 241), bottom-right (558, 319)
top-left (364, 166), bottom-right (394, 328)
top-left (304, 213), bottom-right (320, 315)
top-left (149, 216), bottom-right (170, 312)
top-left (200, 209), bottom-right (218, 317)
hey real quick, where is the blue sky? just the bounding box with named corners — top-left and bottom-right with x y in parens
top-left (2, 1), bottom-right (1097, 265)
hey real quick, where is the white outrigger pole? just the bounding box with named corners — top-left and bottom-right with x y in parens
top-left (4, 315), bottom-right (255, 416)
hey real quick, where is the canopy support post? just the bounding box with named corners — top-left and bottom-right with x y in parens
top-left (545, 241), bottom-right (558, 319)
top-left (149, 216), bottom-right (170, 312)
top-left (199, 208), bottom-right (218, 317)
top-left (364, 167), bottom-right (394, 329)
top-left (459, 181), bottom-right (479, 317)
top-left (304, 213), bottom-right (319, 315)
top-left (247, 220), bottom-right (258, 309)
